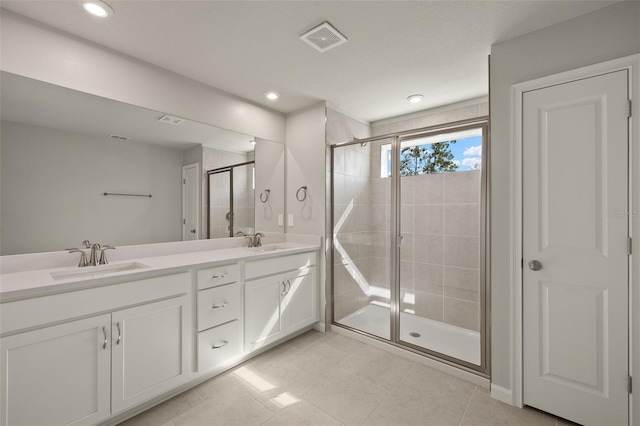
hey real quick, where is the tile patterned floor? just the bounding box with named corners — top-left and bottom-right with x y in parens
top-left (120, 331), bottom-right (572, 426)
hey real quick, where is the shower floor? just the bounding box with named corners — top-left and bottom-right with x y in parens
top-left (338, 304), bottom-right (480, 365)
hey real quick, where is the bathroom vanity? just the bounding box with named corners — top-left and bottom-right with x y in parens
top-left (0, 240), bottom-right (320, 426)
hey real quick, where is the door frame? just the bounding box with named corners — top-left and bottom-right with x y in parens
top-left (509, 54), bottom-right (640, 420)
top-left (182, 163), bottom-right (200, 240)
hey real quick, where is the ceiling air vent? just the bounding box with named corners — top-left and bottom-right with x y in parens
top-left (109, 134), bottom-right (130, 140)
top-left (300, 21), bottom-right (347, 53)
top-left (158, 114), bottom-right (185, 125)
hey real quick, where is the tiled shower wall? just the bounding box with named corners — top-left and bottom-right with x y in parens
top-left (400, 171), bottom-right (481, 331)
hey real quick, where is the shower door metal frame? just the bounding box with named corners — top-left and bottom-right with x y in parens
top-left (206, 160), bottom-right (255, 239)
top-left (330, 117), bottom-right (491, 377)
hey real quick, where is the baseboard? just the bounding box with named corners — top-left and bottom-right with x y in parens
top-left (490, 384), bottom-right (513, 405)
top-left (313, 322), bottom-right (326, 332)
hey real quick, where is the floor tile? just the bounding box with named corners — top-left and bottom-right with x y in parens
top-left (119, 390), bottom-right (204, 426)
top-left (365, 390), bottom-right (467, 426)
top-left (401, 363), bottom-right (475, 402)
top-left (287, 330), bottom-right (328, 350)
top-left (319, 332), bottom-right (367, 355)
top-left (460, 388), bottom-right (556, 426)
top-left (341, 345), bottom-right (415, 391)
top-left (262, 399), bottom-right (343, 425)
top-left (232, 362), bottom-right (320, 413)
top-left (287, 340), bottom-right (350, 380)
top-left (172, 389), bottom-right (273, 426)
top-left (304, 370), bottom-right (388, 425)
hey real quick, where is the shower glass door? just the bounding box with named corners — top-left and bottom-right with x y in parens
top-left (396, 123), bottom-right (487, 369)
top-left (332, 137), bottom-right (392, 339)
top-left (331, 120), bottom-right (489, 375)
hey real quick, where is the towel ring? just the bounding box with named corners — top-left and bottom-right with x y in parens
top-left (296, 186), bottom-right (307, 202)
top-left (260, 189), bottom-right (270, 203)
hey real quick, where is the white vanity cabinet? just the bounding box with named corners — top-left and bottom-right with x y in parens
top-left (244, 252), bottom-right (318, 352)
top-left (196, 263), bottom-right (243, 373)
top-left (0, 315), bottom-right (112, 426)
top-left (0, 272), bottom-right (191, 426)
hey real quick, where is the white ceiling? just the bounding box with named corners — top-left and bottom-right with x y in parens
top-left (0, 0), bottom-right (622, 123)
top-left (0, 72), bottom-right (256, 152)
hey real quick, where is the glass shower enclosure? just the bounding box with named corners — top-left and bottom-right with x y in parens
top-left (207, 161), bottom-right (255, 238)
top-left (331, 119), bottom-right (489, 375)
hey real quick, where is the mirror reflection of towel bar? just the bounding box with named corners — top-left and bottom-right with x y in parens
top-left (104, 192), bottom-right (152, 198)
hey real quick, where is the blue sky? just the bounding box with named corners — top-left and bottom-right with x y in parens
top-left (448, 135), bottom-right (482, 171)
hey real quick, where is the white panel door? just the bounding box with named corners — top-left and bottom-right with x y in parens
top-left (111, 296), bottom-right (190, 414)
top-left (0, 315), bottom-right (111, 426)
top-left (182, 163), bottom-right (200, 241)
top-left (523, 70), bottom-right (629, 425)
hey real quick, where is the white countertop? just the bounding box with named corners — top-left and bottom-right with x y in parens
top-left (0, 242), bottom-right (320, 302)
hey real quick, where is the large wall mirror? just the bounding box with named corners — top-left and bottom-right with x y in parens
top-left (0, 72), bottom-right (285, 255)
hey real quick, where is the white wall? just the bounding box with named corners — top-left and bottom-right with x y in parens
top-left (0, 10), bottom-right (285, 143)
top-left (285, 103), bottom-right (327, 236)
top-left (254, 139), bottom-right (285, 234)
top-left (1, 121), bottom-right (183, 255)
top-left (490, 1), bottom-right (640, 394)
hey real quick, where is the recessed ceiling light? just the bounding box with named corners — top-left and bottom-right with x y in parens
top-left (265, 92), bottom-right (279, 101)
top-left (407, 94), bottom-right (424, 104)
top-left (80, 1), bottom-right (114, 18)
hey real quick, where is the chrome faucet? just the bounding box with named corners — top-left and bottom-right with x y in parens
top-left (244, 233), bottom-right (265, 248)
top-left (89, 243), bottom-right (101, 266)
top-left (67, 248), bottom-right (88, 267)
top-left (99, 245), bottom-right (115, 264)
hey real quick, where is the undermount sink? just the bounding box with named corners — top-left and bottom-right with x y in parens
top-left (246, 243), bottom-right (295, 252)
top-left (50, 262), bottom-right (149, 281)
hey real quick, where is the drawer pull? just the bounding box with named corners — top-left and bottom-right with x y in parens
top-left (102, 326), bottom-right (108, 350)
top-left (212, 272), bottom-right (228, 280)
top-left (212, 301), bottom-right (229, 310)
top-left (212, 340), bottom-right (229, 349)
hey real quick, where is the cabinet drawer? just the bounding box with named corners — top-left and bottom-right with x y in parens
top-left (198, 320), bottom-right (242, 372)
top-left (196, 263), bottom-right (240, 290)
top-left (245, 251), bottom-right (317, 279)
top-left (197, 283), bottom-right (241, 331)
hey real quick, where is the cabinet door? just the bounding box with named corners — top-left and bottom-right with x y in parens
top-left (0, 314), bottom-right (111, 426)
top-left (111, 296), bottom-right (190, 413)
top-left (244, 275), bottom-right (285, 351)
top-left (284, 266), bottom-right (317, 332)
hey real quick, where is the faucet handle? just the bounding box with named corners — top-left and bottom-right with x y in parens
top-left (67, 248), bottom-right (88, 267)
top-left (81, 240), bottom-right (91, 249)
top-left (99, 245), bottom-right (115, 265)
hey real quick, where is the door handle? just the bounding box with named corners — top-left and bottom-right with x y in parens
top-left (528, 260), bottom-right (543, 271)
top-left (281, 281), bottom-right (287, 296)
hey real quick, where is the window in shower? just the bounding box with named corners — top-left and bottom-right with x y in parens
top-left (331, 120), bottom-right (489, 375)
